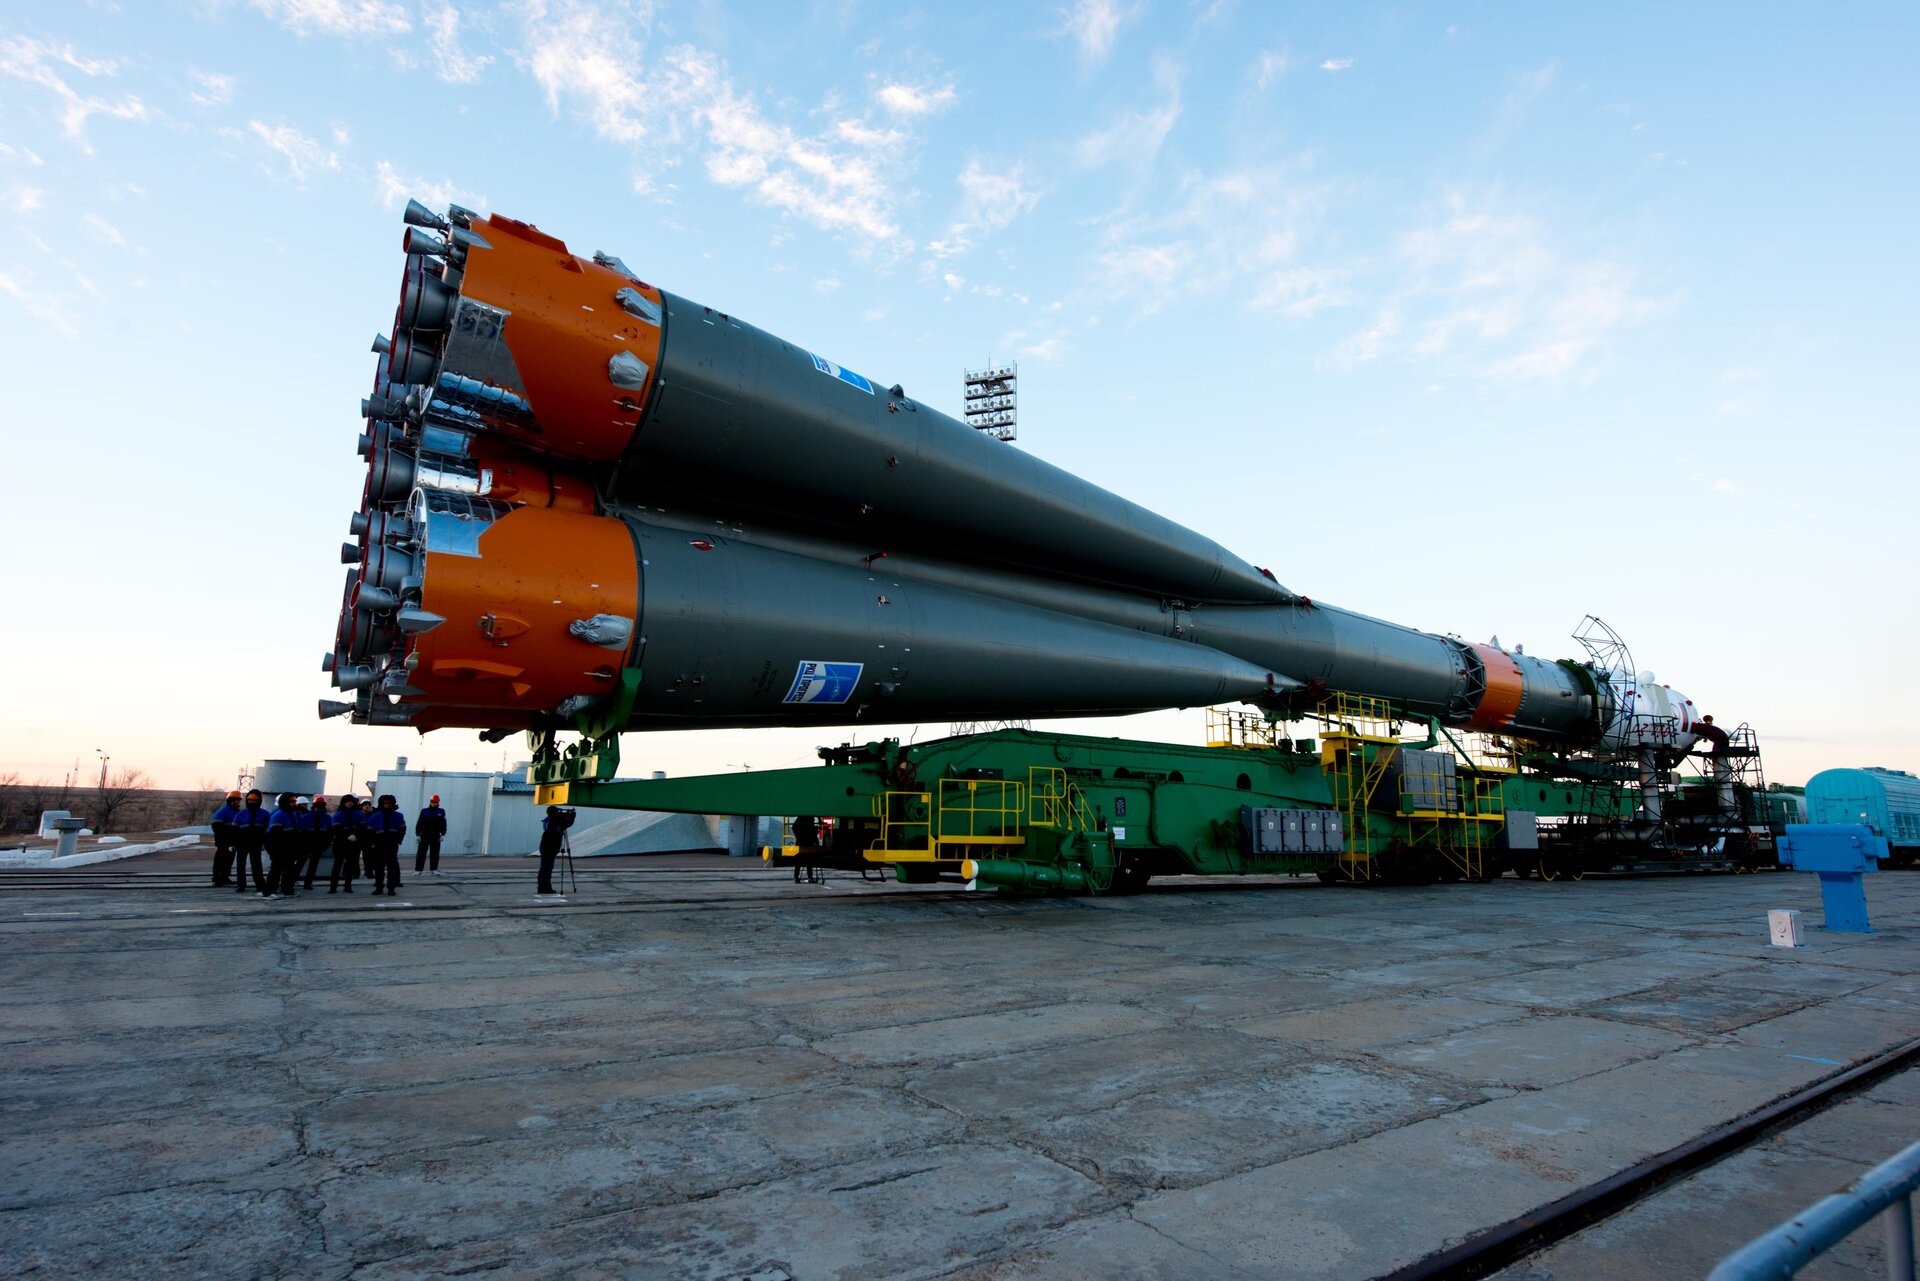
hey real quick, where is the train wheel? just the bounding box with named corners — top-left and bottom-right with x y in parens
top-left (1538, 858), bottom-right (1561, 882)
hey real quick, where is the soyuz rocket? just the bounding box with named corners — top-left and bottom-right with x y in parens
top-left (323, 200), bottom-right (1706, 756)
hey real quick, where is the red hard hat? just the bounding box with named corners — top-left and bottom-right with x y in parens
top-left (430, 794), bottom-right (440, 803)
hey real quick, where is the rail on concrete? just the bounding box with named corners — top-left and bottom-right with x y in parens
top-left (1709, 1138), bottom-right (1920, 1281)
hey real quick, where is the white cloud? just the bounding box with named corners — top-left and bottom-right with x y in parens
top-left (1074, 57), bottom-right (1181, 169)
top-left (372, 161), bottom-right (485, 211)
top-left (1086, 162), bottom-right (1340, 316)
top-left (425, 2), bottom-right (493, 83)
top-left (1712, 478), bottom-right (1742, 495)
top-left (238, 120), bottom-right (343, 181)
top-left (0, 36), bottom-right (151, 153)
top-left (1484, 62), bottom-right (1556, 152)
top-left (941, 271), bottom-right (965, 292)
top-left (1251, 48), bottom-right (1288, 90)
top-left (83, 213), bottom-right (127, 247)
top-left (523, 0), bottom-right (656, 146)
top-left (813, 277), bottom-right (841, 293)
top-left (1319, 57), bottom-right (1354, 72)
top-left (2, 185), bottom-right (45, 213)
top-left (928, 160), bottom-right (1038, 260)
top-left (0, 142), bottom-right (46, 165)
top-left (188, 69), bottom-right (236, 107)
top-left (0, 268), bottom-right (77, 338)
top-left (1057, 0), bottom-right (1137, 66)
top-left (1250, 265), bottom-right (1354, 318)
top-left (876, 82), bottom-right (955, 116)
top-left (249, 0), bottom-right (411, 37)
top-left (1329, 308), bottom-right (1402, 369)
top-left (1333, 190), bottom-right (1658, 382)
top-left (836, 119), bottom-right (904, 148)
top-left (523, 8), bottom-right (913, 252)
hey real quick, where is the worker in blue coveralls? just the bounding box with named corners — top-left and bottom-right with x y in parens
top-left (210, 789), bottom-right (243, 887)
top-left (233, 789), bottom-right (271, 894)
top-left (329, 794), bottom-right (364, 893)
top-left (415, 794), bottom-right (448, 876)
top-left (301, 796), bottom-right (333, 890)
top-left (365, 794), bottom-right (407, 896)
top-left (264, 793), bottom-right (305, 900)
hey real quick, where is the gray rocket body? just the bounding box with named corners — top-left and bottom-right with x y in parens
top-left (328, 208), bottom-right (1620, 747)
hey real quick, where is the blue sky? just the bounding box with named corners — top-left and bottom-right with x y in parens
top-left (1, 0), bottom-right (1913, 793)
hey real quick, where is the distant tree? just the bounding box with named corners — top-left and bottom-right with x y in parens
top-left (0, 771), bottom-right (23, 833)
top-left (175, 777), bottom-right (226, 826)
top-left (92, 768), bottom-right (152, 834)
top-left (19, 776), bottom-right (76, 832)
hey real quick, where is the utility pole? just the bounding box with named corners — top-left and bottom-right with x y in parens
top-left (95, 749), bottom-right (109, 791)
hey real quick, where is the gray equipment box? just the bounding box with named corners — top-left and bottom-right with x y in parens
top-left (1501, 810), bottom-right (1539, 851)
top-left (1243, 806), bottom-right (1348, 855)
top-left (1393, 748), bottom-right (1459, 813)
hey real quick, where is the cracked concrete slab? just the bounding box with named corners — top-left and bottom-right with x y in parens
top-left (2, 852), bottom-right (1916, 1279)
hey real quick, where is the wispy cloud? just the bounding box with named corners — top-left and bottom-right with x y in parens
top-left (1319, 57), bottom-right (1354, 72)
top-left (1251, 48), bottom-right (1288, 90)
top-left (249, 0), bottom-right (411, 38)
top-left (523, 0), bottom-right (656, 145)
top-left (83, 213), bottom-right (127, 247)
top-left (1332, 189), bottom-right (1657, 382)
top-left (0, 268), bottom-right (77, 338)
top-left (876, 81), bottom-right (955, 116)
top-left (1087, 161), bottom-right (1341, 316)
top-left (1056, 0), bottom-right (1138, 66)
top-left (233, 120), bottom-right (344, 181)
top-left (1484, 61), bottom-right (1556, 152)
top-left (424, 1), bottom-right (493, 83)
top-left (372, 161), bottom-right (484, 211)
top-left (0, 36), bottom-right (151, 152)
top-left (188, 69), bottom-right (236, 107)
top-left (1712, 478), bottom-right (1742, 495)
top-left (1074, 56), bottom-right (1181, 169)
top-left (522, 5), bottom-right (920, 253)
top-left (928, 160), bottom-right (1039, 260)
top-left (2, 185), bottom-right (45, 213)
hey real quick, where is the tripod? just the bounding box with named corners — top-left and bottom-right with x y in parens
top-left (557, 831), bottom-right (577, 893)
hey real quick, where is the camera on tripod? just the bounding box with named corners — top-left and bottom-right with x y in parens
top-left (545, 806), bottom-right (577, 832)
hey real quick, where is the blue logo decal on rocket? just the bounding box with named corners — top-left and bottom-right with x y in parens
top-left (809, 352), bottom-right (875, 395)
top-left (783, 661), bottom-right (864, 705)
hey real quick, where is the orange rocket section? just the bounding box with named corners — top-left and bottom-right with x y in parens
top-left (456, 215), bottom-right (666, 463)
top-left (463, 435), bottom-right (597, 512)
top-left (1465, 643), bottom-right (1525, 731)
top-left (407, 507), bottom-right (639, 712)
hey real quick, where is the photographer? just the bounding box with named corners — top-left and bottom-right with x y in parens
top-left (537, 805), bottom-right (573, 896)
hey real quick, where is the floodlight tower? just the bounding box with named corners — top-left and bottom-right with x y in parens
top-left (963, 361), bottom-right (1017, 441)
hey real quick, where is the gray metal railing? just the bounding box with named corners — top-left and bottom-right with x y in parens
top-left (1710, 1139), bottom-right (1920, 1280)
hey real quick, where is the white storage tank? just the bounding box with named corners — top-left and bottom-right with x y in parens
top-left (253, 759), bottom-right (327, 799)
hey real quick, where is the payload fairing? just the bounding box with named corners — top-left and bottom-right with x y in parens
top-left (324, 202), bottom-right (1706, 756)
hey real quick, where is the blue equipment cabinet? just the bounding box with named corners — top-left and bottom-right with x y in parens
top-left (1776, 824), bottom-right (1890, 933)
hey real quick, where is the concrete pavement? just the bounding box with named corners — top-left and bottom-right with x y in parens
top-left (2, 855), bottom-right (1916, 1279)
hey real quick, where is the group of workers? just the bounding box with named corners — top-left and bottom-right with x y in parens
top-left (209, 789), bottom-right (449, 901)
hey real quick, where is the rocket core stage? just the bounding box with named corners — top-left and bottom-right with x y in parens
top-left (323, 200), bottom-right (1709, 754)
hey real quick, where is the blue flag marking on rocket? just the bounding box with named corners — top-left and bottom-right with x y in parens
top-left (809, 352), bottom-right (875, 395)
top-left (783, 661), bottom-right (865, 705)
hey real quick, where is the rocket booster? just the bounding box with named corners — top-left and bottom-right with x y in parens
top-left (324, 201), bottom-right (1705, 752)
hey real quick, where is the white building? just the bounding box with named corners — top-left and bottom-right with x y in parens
top-left (364, 764), bottom-right (772, 858)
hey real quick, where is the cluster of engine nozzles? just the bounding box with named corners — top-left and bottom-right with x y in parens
top-left (321, 201), bottom-right (487, 727)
